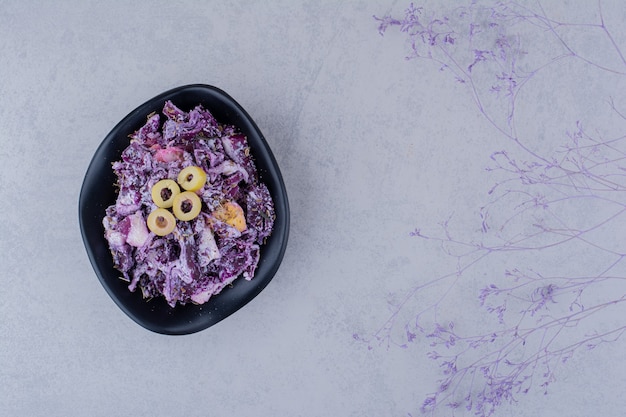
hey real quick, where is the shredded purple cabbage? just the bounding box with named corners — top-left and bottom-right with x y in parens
top-left (103, 101), bottom-right (275, 307)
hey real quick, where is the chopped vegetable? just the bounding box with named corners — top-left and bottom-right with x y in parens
top-left (212, 201), bottom-right (247, 232)
top-left (124, 211), bottom-right (151, 248)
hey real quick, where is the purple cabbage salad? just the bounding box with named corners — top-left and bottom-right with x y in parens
top-left (103, 100), bottom-right (275, 307)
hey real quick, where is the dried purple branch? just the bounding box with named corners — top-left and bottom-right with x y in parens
top-left (369, 1), bottom-right (626, 416)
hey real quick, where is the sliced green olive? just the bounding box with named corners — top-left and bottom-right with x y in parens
top-left (177, 166), bottom-right (207, 191)
top-left (172, 191), bottom-right (202, 221)
top-left (147, 208), bottom-right (177, 236)
top-left (151, 179), bottom-right (180, 208)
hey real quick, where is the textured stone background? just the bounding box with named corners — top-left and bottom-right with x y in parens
top-left (1, 1), bottom-right (624, 416)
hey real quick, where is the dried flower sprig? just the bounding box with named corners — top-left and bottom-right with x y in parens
top-left (369, 1), bottom-right (626, 416)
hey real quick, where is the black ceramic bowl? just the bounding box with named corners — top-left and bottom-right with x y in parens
top-left (79, 84), bottom-right (289, 335)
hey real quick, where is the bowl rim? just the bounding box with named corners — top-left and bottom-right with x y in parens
top-left (79, 84), bottom-right (290, 335)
